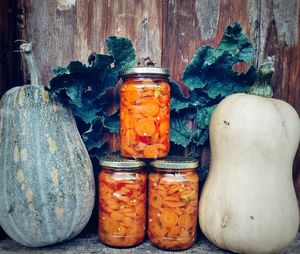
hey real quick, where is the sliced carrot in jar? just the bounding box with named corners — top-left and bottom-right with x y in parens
top-left (139, 90), bottom-right (154, 98)
top-left (159, 119), bottom-right (170, 135)
top-left (159, 135), bottom-right (167, 145)
top-left (160, 208), bottom-right (178, 227)
top-left (144, 145), bottom-right (158, 158)
top-left (103, 218), bottom-right (118, 234)
top-left (184, 204), bottom-right (197, 215)
top-left (151, 132), bottom-right (159, 144)
top-left (153, 223), bottom-right (167, 237)
top-left (149, 193), bottom-right (163, 209)
top-left (123, 84), bottom-right (139, 102)
top-left (153, 143), bottom-right (168, 151)
top-left (122, 216), bottom-right (134, 227)
top-left (178, 230), bottom-right (192, 244)
top-left (139, 99), bottom-right (160, 117)
top-left (167, 226), bottom-right (181, 238)
top-left (111, 211), bottom-right (123, 221)
top-left (136, 202), bottom-right (145, 217)
top-left (125, 212), bottom-right (137, 217)
top-left (105, 200), bottom-right (120, 210)
top-left (178, 214), bottom-right (192, 229)
top-left (124, 114), bottom-right (136, 129)
top-left (125, 129), bottom-right (137, 145)
top-left (158, 81), bottom-right (170, 95)
top-left (159, 95), bottom-right (169, 105)
top-left (122, 146), bottom-right (140, 157)
top-left (135, 118), bottom-right (155, 136)
top-left (120, 207), bottom-right (135, 214)
top-left (164, 201), bottom-right (186, 208)
top-left (164, 195), bottom-right (180, 202)
top-left (149, 172), bottom-right (160, 181)
top-left (158, 149), bottom-right (168, 158)
top-left (173, 207), bottom-right (183, 216)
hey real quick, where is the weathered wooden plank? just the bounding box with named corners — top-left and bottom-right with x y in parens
top-left (105, 0), bottom-right (163, 65)
top-left (0, 232), bottom-right (299, 253)
top-left (252, 0), bottom-right (300, 203)
top-left (18, 0), bottom-right (78, 84)
top-left (162, 0), bottom-right (300, 198)
top-left (18, 0), bottom-right (163, 84)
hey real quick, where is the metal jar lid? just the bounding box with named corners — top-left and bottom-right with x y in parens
top-left (99, 154), bottom-right (145, 169)
top-left (150, 156), bottom-right (199, 170)
top-left (122, 67), bottom-right (170, 77)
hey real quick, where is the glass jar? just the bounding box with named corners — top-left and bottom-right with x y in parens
top-left (98, 155), bottom-right (147, 247)
top-left (148, 157), bottom-right (199, 250)
top-left (120, 67), bottom-right (170, 159)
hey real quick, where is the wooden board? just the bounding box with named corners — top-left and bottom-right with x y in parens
top-left (0, 0), bottom-right (300, 215)
top-left (0, 232), bottom-right (299, 253)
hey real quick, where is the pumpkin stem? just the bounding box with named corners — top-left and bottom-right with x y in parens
top-left (249, 56), bottom-right (274, 97)
top-left (19, 42), bottom-right (41, 86)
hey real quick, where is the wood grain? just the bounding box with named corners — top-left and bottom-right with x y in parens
top-left (0, 232), bottom-right (299, 253)
top-left (0, 0), bottom-right (300, 220)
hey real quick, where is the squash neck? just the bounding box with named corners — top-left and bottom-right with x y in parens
top-left (248, 57), bottom-right (274, 98)
top-left (20, 42), bottom-right (41, 87)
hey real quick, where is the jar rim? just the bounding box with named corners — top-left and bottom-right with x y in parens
top-left (99, 154), bottom-right (145, 168)
top-left (122, 67), bottom-right (169, 76)
top-left (150, 156), bottom-right (199, 169)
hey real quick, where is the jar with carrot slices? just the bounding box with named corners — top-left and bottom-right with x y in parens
top-left (98, 155), bottom-right (147, 247)
top-left (120, 67), bottom-right (170, 159)
top-left (148, 157), bottom-right (199, 250)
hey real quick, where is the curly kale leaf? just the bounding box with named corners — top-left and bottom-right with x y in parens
top-left (170, 22), bottom-right (257, 149)
top-left (47, 36), bottom-right (135, 154)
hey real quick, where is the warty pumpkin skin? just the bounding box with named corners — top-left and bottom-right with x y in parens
top-left (199, 58), bottom-right (300, 254)
top-left (0, 43), bottom-right (95, 247)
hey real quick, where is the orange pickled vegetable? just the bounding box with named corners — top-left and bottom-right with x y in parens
top-left (159, 119), bottom-right (169, 135)
top-left (160, 208), bottom-right (178, 227)
top-left (154, 224), bottom-right (167, 237)
top-left (125, 129), bottom-right (137, 145)
top-left (98, 169), bottom-right (146, 247)
top-left (135, 118), bottom-right (155, 136)
top-left (168, 226), bottom-right (181, 238)
top-left (144, 145), bottom-right (158, 158)
top-left (148, 170), bottom-right (199, 250)
top-left (178, 214), bottom-right (192, 229)
top-left (120, 78), bottom-right (170, 159)
top-left (149, 193), bottom-right (163, 209)
top-left (140, 99), bottom-right (160, 117)
top-left (123, 84), bottom-right (139, 102)
top-left (124, 114), bottom-right (137, 129)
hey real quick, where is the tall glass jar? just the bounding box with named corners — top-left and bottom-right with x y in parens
top-left (148, 157), bottom-right (199, 250)
top-left (120, 67), bottom-right (170, 159)
top-left (98, 155), bottom-right (147, 247)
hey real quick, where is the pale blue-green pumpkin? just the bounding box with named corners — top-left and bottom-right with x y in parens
top-left (0, 43), bottom-right (95, 247)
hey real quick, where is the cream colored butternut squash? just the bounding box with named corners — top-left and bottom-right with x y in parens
top-left (199, 58), bottom-right (300, 254)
